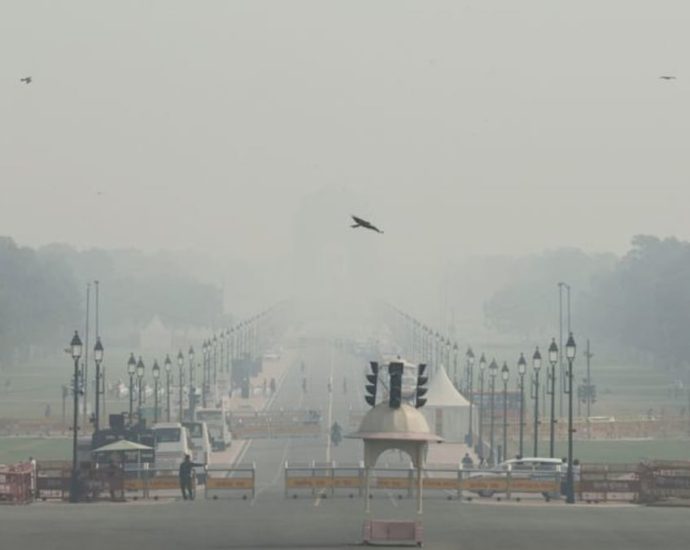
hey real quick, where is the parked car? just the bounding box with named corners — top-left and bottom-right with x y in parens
top-left (469, 457), bottom-right (563, 498)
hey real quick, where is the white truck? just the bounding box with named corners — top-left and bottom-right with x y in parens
top-left (151, 422), bottom-right (192, 471)
top-left (195, 407), bottom-right (231, 452)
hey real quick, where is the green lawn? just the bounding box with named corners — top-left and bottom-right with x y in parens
top-left (0, 437), bottom-right (71, 465)
top-left (552, 439), bottom-right (690, 463)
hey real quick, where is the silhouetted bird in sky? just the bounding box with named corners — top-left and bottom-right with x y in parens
top-left (351, 215), bottom-right (383, 234)
top-left (659, 75), bottom-right (676, 80)
top-left (20, 76), bottom-right (32, 84)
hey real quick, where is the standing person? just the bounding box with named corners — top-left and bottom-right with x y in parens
top-left (269, 377), bottom-right (276, 395)
top-left (106, 459), bottom-right (124, 501)
top-left (178, 454), bottom-right (203, 501)
top-left (462, 453), bottom-right (474, 469)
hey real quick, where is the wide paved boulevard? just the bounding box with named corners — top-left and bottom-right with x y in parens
top-left (4, 339), bottom-right (690, 549)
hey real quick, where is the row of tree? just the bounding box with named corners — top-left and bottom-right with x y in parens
top-left (0, 237), bottom-right (223, 368)
top-left (483, 235), bottom-right (690, 373)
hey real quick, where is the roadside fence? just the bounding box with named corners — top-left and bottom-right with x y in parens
top-left (0, 462), bottom-right (33, 504)
top-left (205, 462), bottom-right (256, 500)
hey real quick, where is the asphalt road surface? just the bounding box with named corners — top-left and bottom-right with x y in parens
top-left (5, 340), bottom-right (690, 550)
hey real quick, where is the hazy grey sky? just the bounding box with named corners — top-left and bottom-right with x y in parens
top-left (2, 1), bottom-right (689, 263)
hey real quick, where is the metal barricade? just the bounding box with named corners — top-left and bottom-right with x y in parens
top-left (459, 467), bottom-right (560, 500)
top-left (36, 460), bottom-right (71, 501)
top-left (123, 464), bottom-right (184, 500)
top-left (579, 463), bottom-right (640, 503)
top-left (205, 462), bottom-right (255, 500)
top-left (0, 463), bottom-right (33, 504)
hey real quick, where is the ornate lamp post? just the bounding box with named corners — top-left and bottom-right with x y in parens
top-left (212, 334), bottom-right (218, 390)
top-left (548, 338), bottom-right (559, 458)
top-left (517, 353), bottom-right (526, 457)
top-left (477, 353), bottom-right (487, 460)
top-left (565, 333), bottom-right (577, 504)
top-left (127, 353), bottom-right (136, 425)
top-left (532, 347), bottom-right (542, 456)
top-left (202, 340), bottom-right (209, 408)
top-left (466, 347), bottom-right (475, 445)
top-left (453, 342), bottom-right (459, 388)
top-left (164, 355), bottom-right (172, 422)
top-left (501, 362), bottom-right (509, 463)
top-left (152, 360), bottom-right (160, 423)
top-left (69, 331), bottom-right (82, 503)
top-left (136, 357), bottom-right (145, 424)
top-left (488, 358), bottom-right (498, 465)
top-left (188, 345), bottom-right (196, 420)
top-left (93, 337), bottom-right (104, 432)
top-left (177, 350), bottom-right (184, 422)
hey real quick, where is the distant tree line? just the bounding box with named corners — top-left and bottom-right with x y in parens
top-left (0, 237), bottom-right (223, 368)
top-left (483, 235), bottom-right (690, 374)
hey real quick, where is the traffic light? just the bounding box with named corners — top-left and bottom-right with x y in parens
top-left (388, 362), bottom-right (403, 409)
top-left (365, 362), bottom-right (379, 407)
top-left (415, 363), bottom-right (428, 408)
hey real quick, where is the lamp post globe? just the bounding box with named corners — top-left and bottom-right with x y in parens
top-left (68, 331), bottom-right (82, 503)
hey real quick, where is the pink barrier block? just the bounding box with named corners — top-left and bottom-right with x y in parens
top-left (362, 519), bottom-right (423, 546)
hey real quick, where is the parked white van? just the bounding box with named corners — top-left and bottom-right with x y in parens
top-left (196, 408), bottom-right (231, 451)
top-left (152, 422), bottom-right (192, 471)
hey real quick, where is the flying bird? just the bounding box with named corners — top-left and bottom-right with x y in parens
top-left (351, 215), bottom-right (383, 234)
top-left (659, 76), bottom-right (676, 80)
top-left (20, 76), bottom-right (32, 84)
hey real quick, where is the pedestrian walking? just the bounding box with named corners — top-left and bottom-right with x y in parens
top-left (179, 454), bottom-right (203, 500)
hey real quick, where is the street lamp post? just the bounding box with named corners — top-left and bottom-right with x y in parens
top-left (532, 347), bottom-right (542, 456)
top-left (93, 337), bottom-right (104, 432)
top-left (501, 362), bottom-right (509, 463)
top-left (466, 348), bottom-right (475, 445)
top-left (127, 354), bottom-right (136, 425)
top-left (477, 354), bottom-right (486, 460)
top-left (517, 353), bottom-right (526, 458)
top-left (202, 340), bottom-right (209, 408)
top-left (548, 339), bottom-right (559, 458)
top-left (188, 345), bottom-right (195, 421)
top-left (152, 360), bottom-right (160, 423)
top-left (488, 359), bottom-right (498, 465)
top-left (69, 331), bottom-right (82, 503)
top-left (565, 333), bottom-right (577, 504)
top-left (177, 350), bottom-right (184, 422)
top-left (164, 355), bottom-right (172, 422)
top-left (136, 357), bottom-right (145, 425)
top-left (212, 334), bottom-right (218, 392)
top-left (452, 343), bottom-right (459, 389)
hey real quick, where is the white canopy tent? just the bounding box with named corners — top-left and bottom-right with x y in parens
top-left (422, 366), bottom-right (473, 443)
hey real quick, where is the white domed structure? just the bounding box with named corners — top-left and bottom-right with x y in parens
top-left (353, 403), bottom-right (440, 441)
top-left (349, 403), bottom-right (442, 469)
